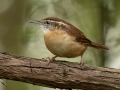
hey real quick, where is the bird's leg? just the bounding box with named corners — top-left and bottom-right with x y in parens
top-left (51, 55), bottom-right (57, 61)
top-left (80, 56), bottom-right (84, 69)
top-left (46, 55), bottom-right (57, 64)
top-left (46, 55), bottom-right (57, 61)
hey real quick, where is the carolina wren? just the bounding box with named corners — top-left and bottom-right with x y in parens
top-left (30, 17), bottom-right (109, 67)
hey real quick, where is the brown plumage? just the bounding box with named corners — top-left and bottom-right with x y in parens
top-left (30, 17), bottom-right (109, 67)
top-left (43, 17), bottom-right (109, 50)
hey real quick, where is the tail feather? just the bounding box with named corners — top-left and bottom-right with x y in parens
top-left (89, 42), bottom-right (109, 50)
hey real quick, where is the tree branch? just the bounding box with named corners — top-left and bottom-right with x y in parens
top-left (0, 52), bottom-right (120, 90)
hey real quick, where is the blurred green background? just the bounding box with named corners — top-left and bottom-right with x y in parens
top-left (0, 0), bottom-right (120, 90)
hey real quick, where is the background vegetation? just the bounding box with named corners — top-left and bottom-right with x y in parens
top-left (0, 0), bottom-right (120, 90)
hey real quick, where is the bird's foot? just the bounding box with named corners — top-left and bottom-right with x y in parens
top-left (80, 59), bottom-right (85, 69)
top-left (46, 56), bottom-right (57, 65)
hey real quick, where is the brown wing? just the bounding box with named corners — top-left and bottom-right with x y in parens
top-left (65, 25), bottom-right (92, 45)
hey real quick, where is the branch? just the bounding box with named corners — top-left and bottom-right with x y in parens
top-left (0, 52), bottom-right (120, 90)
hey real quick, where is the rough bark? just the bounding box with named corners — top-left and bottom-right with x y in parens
top-left (0, 52), bottom-right (120, 90)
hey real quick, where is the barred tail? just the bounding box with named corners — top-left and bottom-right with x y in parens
top-left (89, 42), bottom-right (109, 50)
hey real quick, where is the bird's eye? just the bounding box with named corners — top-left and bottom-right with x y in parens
top-left (45, 21), bottom-right (49, 24)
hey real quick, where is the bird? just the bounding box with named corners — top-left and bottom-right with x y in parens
top-left (29, 17), bottom-right (109, 67)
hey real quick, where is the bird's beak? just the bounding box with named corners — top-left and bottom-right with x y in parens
top-left (29, 20), bottom-right (42, 25)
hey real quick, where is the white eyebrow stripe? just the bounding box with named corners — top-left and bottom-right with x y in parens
top-left (45, 20), bottom-right (68, 26)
